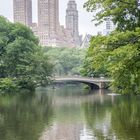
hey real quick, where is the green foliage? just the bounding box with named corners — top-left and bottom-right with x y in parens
top-left (0, 78), bottom-right (17, 92)
top-left (81, 36), bottom-right (108, 77)
top-left (84, 0), bottom-right (140, 31)
top-left (83, 0), bottom-right (140, 94)
top-left (0, 16), bottom-right (53, 92)
top-left (83, 29), bottom-right (140, 94)
top-left (44, 47), bottom-right (87, 76)
top-left (105, 29), bottom-right (140, 94)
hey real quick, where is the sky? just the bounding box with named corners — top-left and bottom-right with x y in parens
top-left (0, 0), bottom-right (104, 35)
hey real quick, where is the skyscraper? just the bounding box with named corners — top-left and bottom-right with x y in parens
top-left (66, 0), bottom-right (80, 46)
top-left (12, 0), bottom-right (79, 47)
top-left (13, 0), bottom-right (32, 26)
top-left (38, 0), bottom-right (75, 47)
top-left (38, 0), bottom-right (60, 46)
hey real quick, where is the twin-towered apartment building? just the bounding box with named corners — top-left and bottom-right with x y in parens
top-left (13, 0), bottom-right (81, 47)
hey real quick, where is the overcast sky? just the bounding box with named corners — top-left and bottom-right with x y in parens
top-left (0, 0), bottom-right (103, 35)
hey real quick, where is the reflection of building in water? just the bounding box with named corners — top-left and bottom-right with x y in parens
top-left (39, 123), bottom-right (83, 140)
top-left (80, 125), bottom-right (94, 140)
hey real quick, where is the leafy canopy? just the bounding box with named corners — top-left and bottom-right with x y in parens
top-left (44, 47), bottom-right (87, 76)
top-left (0, 16), bottom-right (53, 92)
top-left (83, 0), bottom-right (140, 94)
top-left (84, 0), bottom-right (140, 31)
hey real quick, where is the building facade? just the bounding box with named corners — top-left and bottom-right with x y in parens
top-left (13, 0), bottom-right (80, 47)
top-left (81, 34), bottom-right (92, 48)
top-left (66, 0), bottom-right (80, 46)
top-left (103, 18), bottom-right (115, 35)
top-left (38, 0), bottom-right (60, 46)
top-left (13, 0), bottom-right (32, 26)
top-left (38, 0), bottom-right (75, 47)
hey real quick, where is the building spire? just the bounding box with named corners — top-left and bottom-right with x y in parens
top-left (66, 0), bottom-right (80, 46)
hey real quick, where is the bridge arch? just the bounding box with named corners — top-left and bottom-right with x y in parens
top-left (52, 76), bottom-right (112, 89)
top-left (53, 77), bottom-right (103, 89)
top-left (55, 80), bottom-right (100, 89)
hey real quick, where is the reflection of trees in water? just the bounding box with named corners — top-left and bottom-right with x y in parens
top-left (52, 84), bottom-right (89, 96)
top-left (111, 96), bottom-right (140, 140)
top-left (83, 95), bottom-right (140, 140)
top-left (83, 98), bottom-right (113, 140)
top-left (39, 86), bottom-right (85, 140)
top-left (0, 92), bottom-right (53, 140)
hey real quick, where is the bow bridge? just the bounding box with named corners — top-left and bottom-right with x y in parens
top-left (53, 76), bottom-right (112, 89)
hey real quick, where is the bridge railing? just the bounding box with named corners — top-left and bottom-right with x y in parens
top-left (53, 76), bottom-right (113, 82)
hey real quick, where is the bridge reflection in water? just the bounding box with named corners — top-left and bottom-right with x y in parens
top-left (53, 76), bottom-right (112, 89)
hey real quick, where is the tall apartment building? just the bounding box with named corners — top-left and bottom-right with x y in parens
top-left (13, 0), bottom-right (32, 26)
top-left (13, 0), bottom-right (78, 47)
top-left (38, 0), bottom-right (74, 47)
top-left (38, 0), bottom-right (60, 46)
top-left (38, 0), bottom-right (59, 36)
top-left (66, 0), bottom-right (80, 46)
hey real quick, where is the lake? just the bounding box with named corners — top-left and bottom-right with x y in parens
top-left (0, 85), bottom-right (140, 140)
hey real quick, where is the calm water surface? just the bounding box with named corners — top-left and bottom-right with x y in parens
top-left (0, 85), bottom-right (140, 140)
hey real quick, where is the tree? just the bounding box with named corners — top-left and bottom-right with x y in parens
top-left (81, 36), bottom-right (108, 77)
top-left (85, 29), bottom-right (140, 94)
top-left (0, 16), bottom-right (53, 92)
top-left (83, 0), bottom-right (140, 94)
top-left (44, 47), bottom-right (87, 76)
top-left (84, 0), bottom-right (140, 31)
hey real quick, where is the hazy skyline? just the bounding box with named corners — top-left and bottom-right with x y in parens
top-left (0, 0), bottom-right (103, 35)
